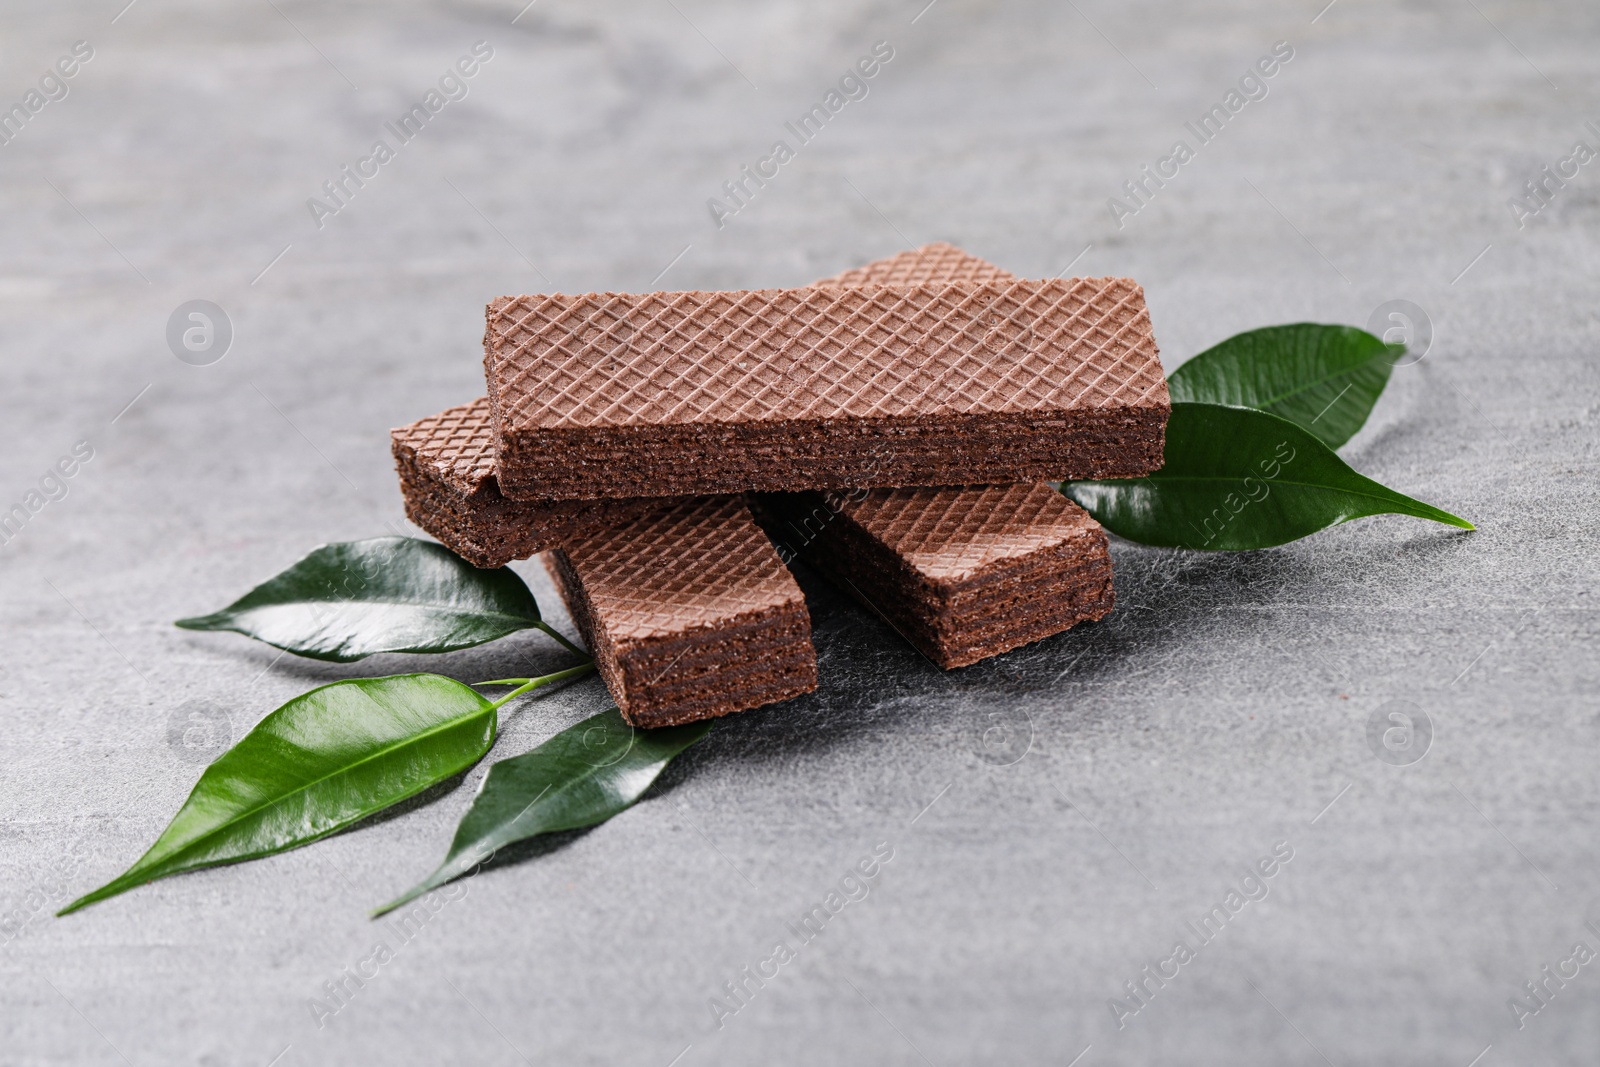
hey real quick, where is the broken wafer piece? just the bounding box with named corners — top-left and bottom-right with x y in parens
top-left (484, 278), bottom-right (1169, 501)
top-left (391, 398), bottom-right (667, 568)
top-left (753, 483), bottom-right (1113, 669)
top-left (543, 497), bottom-right (817, 727)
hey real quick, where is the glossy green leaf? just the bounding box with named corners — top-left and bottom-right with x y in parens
top-left (376, 708), bottom-right (711, 915)
top-left (176, 537), bottom-right (544, 661)
top-left (59, 674), bottom-right (497, 915)
top-left (1167, 323), bottom-right (1400, 448)
top-left (1064, 403), bottom-right (1472, 550)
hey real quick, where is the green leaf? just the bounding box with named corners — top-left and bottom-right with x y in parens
top-left (1167, 323), bottom-right (1399, 448)
top-left (376, 708), bottom-right (711, 915)
top-left (1064, 403), bottom-right (1473, 550)
top-left (176, 537), bottom-right (543, 661)
top-left (59, 674), bottom-right (497, 915)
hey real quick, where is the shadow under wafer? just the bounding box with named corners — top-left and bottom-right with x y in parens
top-left (753, 483), bottom-right (1113, 669)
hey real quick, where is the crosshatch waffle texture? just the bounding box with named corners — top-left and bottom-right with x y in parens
top-left (816, 241), bottom-right (1018, 288)
top-left (390, 397), bottom-right (663, 568)
top-left (484, 278), bottom-right (1169, 499)
top-left (754, 483), bottom-right (1113, 669)
top-left (835, 482), bottom-right (1106, 584)
top-left (543, 497), bottom-right (818, 727)
top-left (393, 397), bottom-right (501, 493)
top-left (750, 243), bottom-right (1119, 667)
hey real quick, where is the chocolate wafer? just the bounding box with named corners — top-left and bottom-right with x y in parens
top-left (749, 243), bottom-right (1116, 668)
top-left (821, 242), bottom-right (1018, 288)
top-left (543, 497), bottom-right (817, 727)
top-left (484, 278), bottom-right (1169, 500)
top-left (391, 398), bottom-right (664, 568)
top-left (754, 484), bottom-right (1112, 669)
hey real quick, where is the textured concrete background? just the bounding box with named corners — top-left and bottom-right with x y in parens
top-left (1, 0), bottom-right (1597, 1063)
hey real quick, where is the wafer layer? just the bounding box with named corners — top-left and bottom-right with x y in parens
top-left (543, 497), bottom-right (817, 727)
top-left (759, 243), bottom-right (1117, 667)
top-left (756, 483), bottom-right (1113, 669)
top-left (391, 398), bottom-right (664, 568)
top-left (485, 278), bottom-right (1169, 500)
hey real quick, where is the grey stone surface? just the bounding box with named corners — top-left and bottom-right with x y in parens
top-left (1, 0), bottom-right (1597, 1063)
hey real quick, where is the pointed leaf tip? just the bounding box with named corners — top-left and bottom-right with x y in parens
top-left (175, 536), bottom-right (543, 660)
top-left (1065, 403), bottom-right (1473, 550)
top-left (376, 709), bottom-right (712, 914)
top-left (59, 674), bottom-right (498, 915)
top-left (1168, 323), bottom-right (1397, 449)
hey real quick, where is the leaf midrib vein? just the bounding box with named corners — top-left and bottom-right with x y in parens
top-left (1113, 474), bottom-right (1442, 514)
top-left (274, 599), bottom-right (537, 624)
top-left (452, 751), bottom-right (669, 869)
top-left (1175, 353), bottom-right (1384, 410)
top-left (140, 693), bottom-right (493, 876)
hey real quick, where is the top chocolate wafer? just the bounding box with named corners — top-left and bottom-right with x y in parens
top-left (484, 276), bottom-right (1168, 500)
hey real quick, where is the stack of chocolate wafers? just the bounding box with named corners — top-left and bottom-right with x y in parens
top-left (392, 245), bottom-right (1169, 726)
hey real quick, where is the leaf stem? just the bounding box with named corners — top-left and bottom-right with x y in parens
top-left (534, 620), bottom-right (589, 659)
top-left (485, 663), bottom-right (596, 710)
